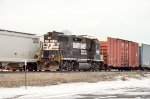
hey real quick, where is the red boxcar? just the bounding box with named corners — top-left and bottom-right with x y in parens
top-left (100, 37), bottom-right (139, 70)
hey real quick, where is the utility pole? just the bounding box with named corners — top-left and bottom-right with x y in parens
top-left (59, 44), bottom-right (62, 71)
top-left (25, 60), bottom-right (27, 91)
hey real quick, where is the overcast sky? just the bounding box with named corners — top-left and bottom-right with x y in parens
top-left (0, 0), bottom-right (150, 43)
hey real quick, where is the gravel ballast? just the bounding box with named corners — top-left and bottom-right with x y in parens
top-left (0, 71), bottom-right (148, 88)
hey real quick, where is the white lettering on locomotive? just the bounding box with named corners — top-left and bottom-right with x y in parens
top-left (73, 42), bottom-right (86, 49)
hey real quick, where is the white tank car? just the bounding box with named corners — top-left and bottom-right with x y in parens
top-left (0, 29), bottom-right (41, 71)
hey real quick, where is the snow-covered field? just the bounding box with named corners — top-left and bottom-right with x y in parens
top-left (0, 74), bottom-right (150, 99)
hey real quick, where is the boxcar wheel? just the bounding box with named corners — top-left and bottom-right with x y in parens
top-left (107, 66), bottom-right (112, 71)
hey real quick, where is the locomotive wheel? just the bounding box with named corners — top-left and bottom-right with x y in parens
top-left (61, 61), bottom-right (72, 71)
top-left (66, 61), bottom-right (71, 71)
top-left (91, 63), bottom-right (99, 71)
top-left (67, 62), bottom-right (74, 71)
top-left (73, 62), bottom-right (79, 71)
top-left (62, 61), bottom-right (68, 70)
top-left (95, 63), bottom-right (100, 71)
top-left (99, 63), bottom-right (104, 71)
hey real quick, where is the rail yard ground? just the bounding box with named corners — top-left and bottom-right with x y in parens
top-left (0, 71), bottom-right (149, 88)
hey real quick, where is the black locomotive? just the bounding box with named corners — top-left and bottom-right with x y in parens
top-left (38, 31), bottom-right (103, 71)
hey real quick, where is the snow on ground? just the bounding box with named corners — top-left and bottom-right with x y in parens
top-left (0, 74), bottom-right (150, 99)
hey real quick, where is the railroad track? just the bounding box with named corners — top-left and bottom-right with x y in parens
top-left (0, 70), bottom-right (145, 74)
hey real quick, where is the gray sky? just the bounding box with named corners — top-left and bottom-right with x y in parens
top-left (0, 0), bottom-right (150, 43)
